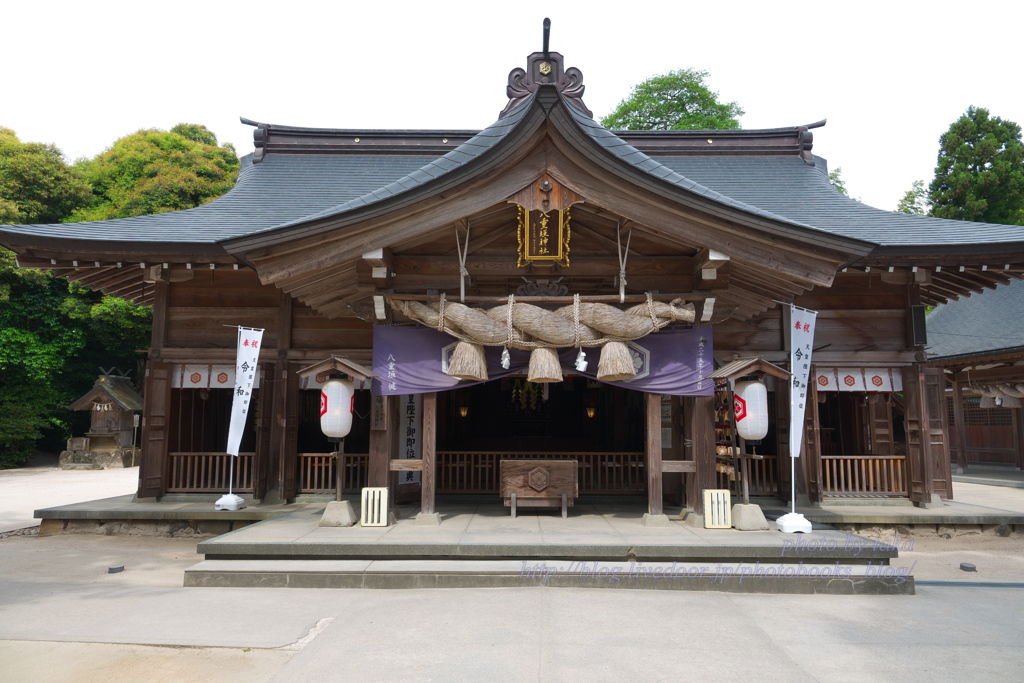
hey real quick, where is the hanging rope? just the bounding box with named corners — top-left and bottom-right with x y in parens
top-left (436, 293), bottom-right (447, 333)
top-left (454, 220), bottom-right (471, 303)
top-left (617, 221), bottom-right (633, 304)
top-left (572, 293), bottom-right (588, 371)
top-left (390, 294), bottom-right (694, 351)
top-left (502, 293), bottom-right (515, 368)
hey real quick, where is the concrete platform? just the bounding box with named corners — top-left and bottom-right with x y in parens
top-left (953, 465), bottom-right (1024, 489)
top-left (34, 494), bottom-right (313, 536)
top-left (184, 558), bottom-right (913, 594)
top-left (184, 502), bottom-right (914, 594)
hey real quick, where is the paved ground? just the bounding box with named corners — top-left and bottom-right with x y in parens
top-left (0, 455), bottom-right (137, 533)
top-left (2, 464), bottom-right (1023, 681)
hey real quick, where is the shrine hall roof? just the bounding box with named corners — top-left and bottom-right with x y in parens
top-left (926, 278), bottom-right (1024, 360)
top-left (3, 90), bottom-right (1024, 256)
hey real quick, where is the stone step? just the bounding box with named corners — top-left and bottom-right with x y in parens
top-left (184, 558), bottom-right (914, 594)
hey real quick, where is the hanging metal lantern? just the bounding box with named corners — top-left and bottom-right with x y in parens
top-left (321, 377), bottom-right (355, 439)
top-left (734, 379), bottom-right (769, 441)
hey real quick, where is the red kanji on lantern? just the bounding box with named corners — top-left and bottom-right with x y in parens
top-left (320, 392), bottom-right (327, 417)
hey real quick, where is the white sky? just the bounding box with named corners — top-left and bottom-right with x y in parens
top-left (6, 0), bottom-right (1022, 212)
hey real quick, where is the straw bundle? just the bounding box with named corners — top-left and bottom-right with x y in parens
top-left (528, 347), bottom-right (563, 383)
top-left (447, 341), bottom-right (488, 381)
top-left (597, 341), bottom-right (636, 381)
top-left (625, 300), bottom-right (696, 324)
top-left (555, 302), bottom-right (650, 338)
top-left (486, 303), bottom-right (592, 346)
top-left (435, 301), bottom-right (515, 344)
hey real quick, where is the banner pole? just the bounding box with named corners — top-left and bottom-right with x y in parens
top-left (228, 455), bottom-right (235, 497)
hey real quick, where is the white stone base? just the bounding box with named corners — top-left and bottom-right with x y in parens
top-left (319, 501), bottom-right (358, 527)
top-left (731, 503), bottom-right (770, 531)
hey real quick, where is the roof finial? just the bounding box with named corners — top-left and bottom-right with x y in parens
top-left (542, 18), bottom-right (550, 58)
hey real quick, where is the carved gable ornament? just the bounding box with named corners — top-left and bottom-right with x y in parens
top-left (509, 174), bottom-right (583, 269)
top-left (500, 49), bottom-right (591, 118)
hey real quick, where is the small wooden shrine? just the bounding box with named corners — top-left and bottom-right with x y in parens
top-left (61, 371), bottom-right (143, 469)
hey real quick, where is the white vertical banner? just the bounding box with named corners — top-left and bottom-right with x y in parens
top-left (789, 306), bottom-right (817, 459)
top-left (399, 394), bottom-right (422, 484)
top-left (226, 326), bottom-right (264, 456)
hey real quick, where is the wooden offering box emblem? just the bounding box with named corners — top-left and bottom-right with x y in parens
top-left (500, 459), bottom-right (578, 518)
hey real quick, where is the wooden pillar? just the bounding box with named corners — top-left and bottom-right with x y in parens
top-left (684, 394), bottom-right (716, 515)
top-left (902, 364), bottom-right (937, 505)
top-left (421, 392), bottom-right (437, 515)
top-left (368, 394), bottom-right (394, 488)
top-left (645, 392), bottom-right (663, 515)
top-left (278, 362), bottom-right (300, 500)
top-left (951, 378), bottom-right (969, 474)
top-left (137, 360), bottom-right (172, 499)
top-left (802, 376), bottom-right (823, 504)
top-left (138, 279), bottom-right (170, 500)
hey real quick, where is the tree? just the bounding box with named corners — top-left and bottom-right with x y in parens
top-left (0, 128), bottom-right (92, 225)
top-left (70, 123), bottom-right (239, 221)
top-left (895, 180), bottom-right (929, 215)
top-left (601, 68), bottom-right (744, 131)
top-left (0, 248), bottom-right (152, 467)
top-left (929, 106), bottom-right (1024, 225)
top-left (827, 167), bottom-right (861, 202)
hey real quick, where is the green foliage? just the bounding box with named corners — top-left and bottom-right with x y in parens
top-left (170, 123), bottom-right (218, 146)
top-left (600, 68), bottom-right (744, 131)
top-left (929, 106), bottom-right (1024, 224)
top-left (0, 127), bottom-right (92, 225)
top-left (895, 180), bottom-right (930, 215)
top-left (0, 248), bottom-right (152, 467)
top-left (69, 124), bottom-right (239, 221)
top-left (827, 167), bottom-right (861, 202)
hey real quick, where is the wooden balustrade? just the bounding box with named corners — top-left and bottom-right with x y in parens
top-left (715, 455), bottom-right (778, 497)
top-left (822, 455), bottom-right (907, 495)
top-left (167, 452), bottom-right (253, 492)
top-left (296, 453), bottom-right (369, 494)
top-left (436, 451), bottom-right (646, 495)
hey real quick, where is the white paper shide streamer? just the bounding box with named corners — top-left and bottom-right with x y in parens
top-left (226, 327), bottom-right (264, 456)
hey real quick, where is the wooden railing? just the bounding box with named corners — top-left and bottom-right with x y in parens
top-left (716, 455), bottom-right (778, 497)
top-left (167, 452), bottom-right (253, 492)
top-left (822, 455), bottom-right (907, 495)
top-left (296, 453), bottom-right (369, 494)
top-left (437, 451), bottom-right (646, 495)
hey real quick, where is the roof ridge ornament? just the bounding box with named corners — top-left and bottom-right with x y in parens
top-left (500, 19), bottom-right (592, 119)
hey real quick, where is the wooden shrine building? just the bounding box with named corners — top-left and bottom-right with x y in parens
top-left (5, 40), bottom-right (1024, 521)
top-left (927, 279), bottom-right (1024, 473)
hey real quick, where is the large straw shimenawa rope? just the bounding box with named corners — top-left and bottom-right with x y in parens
top-left (389, 294), bottom-right (695, 383)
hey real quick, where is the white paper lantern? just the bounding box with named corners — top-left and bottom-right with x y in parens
top-left (321, 378), bottom-right (355, 439)
top-left (734, 380), bottom-right (769, 441)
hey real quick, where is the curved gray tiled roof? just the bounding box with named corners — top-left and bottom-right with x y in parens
top-left (262, 94), bottom-right (535, 234)
top-left (3, 89), bottom-right (1024, 252)
top-left (926, 278), bottom-right (1024, 359)
top-left (655, 155), bottom-right (1024, 248)
top-left (0, 154), bottom-right (441, 243)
